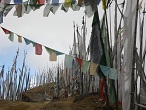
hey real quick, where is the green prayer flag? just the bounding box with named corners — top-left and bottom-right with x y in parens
top-left (81, 60), bottom-right (90, 73)
top-left (8, 32), bottom-right (14, 42)
top-left (45, 46), bottom-right (64, 55)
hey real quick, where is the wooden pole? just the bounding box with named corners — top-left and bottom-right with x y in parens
top-left (130, 0), bottom-right (139, 109)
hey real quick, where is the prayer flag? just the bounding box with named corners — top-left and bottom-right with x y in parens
top-left (100, 65), bottom-right (118, 80)
top-left (64, 0), bottom-right (72, 8)
top-left (102, 0), bottom-right (106, 10)
top-left (14, 0), bottom-right (23, 4)
top-left (1, 27), bottom-right (10, 34)
top-left (15, 5), bottom-right (23, 17)
top-left (76, 57), bottom-right (82, 68)
top-left (8, 32), bottom-right (14, 42)
top-left (23, 37), bottom-right (35, 46)
top-left (35, 43), bottom-right (42, 55)
top-left (17, 34), bottom-right (22, 43)
top-left (97, 0), bottom-right (101, 5)
top-left (23, 37), bottom-right (31, 45)
top-left (109, 69), bottom-right (117, 80)
top-left (29, 0), bottom-right (37, 5)
top-left (24, 1), bottom-right (32, 14)
top-left (52, 0), bottom-right (59, 5)
top-left (89, 11), bottom-right (102, 64)
top-left (50, 4), bottom-right (61, 14)
top-left (100, 78), bottom-right (105, 100)
top-left (38, 0), bottom-right (45, 4)
top-left (50, 51), bottom-right (57, 61)
top-left (100, 65), bottom-right (109, 76)
top-left (45, 46), bottom-right (64, 55)
top-left (61, 3), bottom-right (69, 12)
top-left (90, 62), bottom-right (98, 75)
top-left (43, 4), bottom-right (51, 17)
top-left (81, 60), bottom-right (89, 73)
top-left (64, 54), bottom-right (74, 68)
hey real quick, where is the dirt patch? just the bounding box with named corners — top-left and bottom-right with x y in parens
top-left (0, 83), bottom-right (122, 110)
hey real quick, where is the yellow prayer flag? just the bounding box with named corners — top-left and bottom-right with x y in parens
top-left (102, 0), bottom-right (107, 10)
top-left (50, 52), bottom-right (57, 61)
top-left (17, 34), bottom-right (22, 43)
top-left (64, 0), bottom-right (72, 8)
top-left (90, 62), bottom-right (99, 75)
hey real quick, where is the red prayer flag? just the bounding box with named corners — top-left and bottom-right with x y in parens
top-left (76, 57), bottom-right (83, 68)
top-left (35, 43), bottom-right (42, 55)
top-left (100, 78), bottom-right (105, 100)
top-left (1, 27), bottom-right (10, 34)
top-left (37, 0), bottom-right (45, 4)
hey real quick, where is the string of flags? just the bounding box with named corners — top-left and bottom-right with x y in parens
top-left (1, 25), bottom-right (121, 80)
top-left (64, 54), bottom-right (119, 80)
top-left (0, 26), bottom-right (65, 61)
top-left (0, 0), bottom-right (106, 23)
top-left (0, 25), bottom-right (120, 80)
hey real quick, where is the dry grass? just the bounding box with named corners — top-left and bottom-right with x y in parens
top-left (0, 83), bottom-right (122, 110)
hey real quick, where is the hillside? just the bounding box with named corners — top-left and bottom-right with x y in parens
top-left (0, 83), bottom-right (122, 110)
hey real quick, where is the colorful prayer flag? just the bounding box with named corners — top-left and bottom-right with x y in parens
top-left (100, 65), bottom-right (118, 80)
top-left (90, 62), bottom-right (98, 75)
top-left (64, 54), bottom-right (74, 68)
top-left (50, 51), bottom-right (57, 61)
top-left (1, 27), bottom-right (10, 34)
top-left (100, 78), bottom-right (105, 100)
top-left (100, 65), bottom-right (109, 76)
top-left (14, 0), bottom-right (23, 4)
top-left (15, 5), bottom-right (23, 17)
top-left (64, 0), bottom-right (72, 8)
top-left (23, 37), bottom-right (31, 45)
top-left (50, 4), bottom-right (61, 14)
top-left (102, 0), bottom-right (106, 10)
top-left (35, 43), bottom-right (42, 55)
top-left (89, 11), bottom-right (103, 64)
top-left (38, 0), bottom-right (45, 4)
top-left (45, 46), bottom-right (64, 55)
top-left (8, 32), bottom-right (14, 42)
top-left (17, 34), bottom-right (22, 43)
top-left (81, 60), bottom-right (89, 73)
top-left (52, 0), bottom-right (59, 5)
top-left (76, 57), bottom-right (82, 68)
top-left (97, 0), bottom-right (101, 5)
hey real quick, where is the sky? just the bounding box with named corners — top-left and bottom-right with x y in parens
top-left (0, 0), bottom-right (146, 77)
top-left (0, 1), bottom-right (95, 76)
